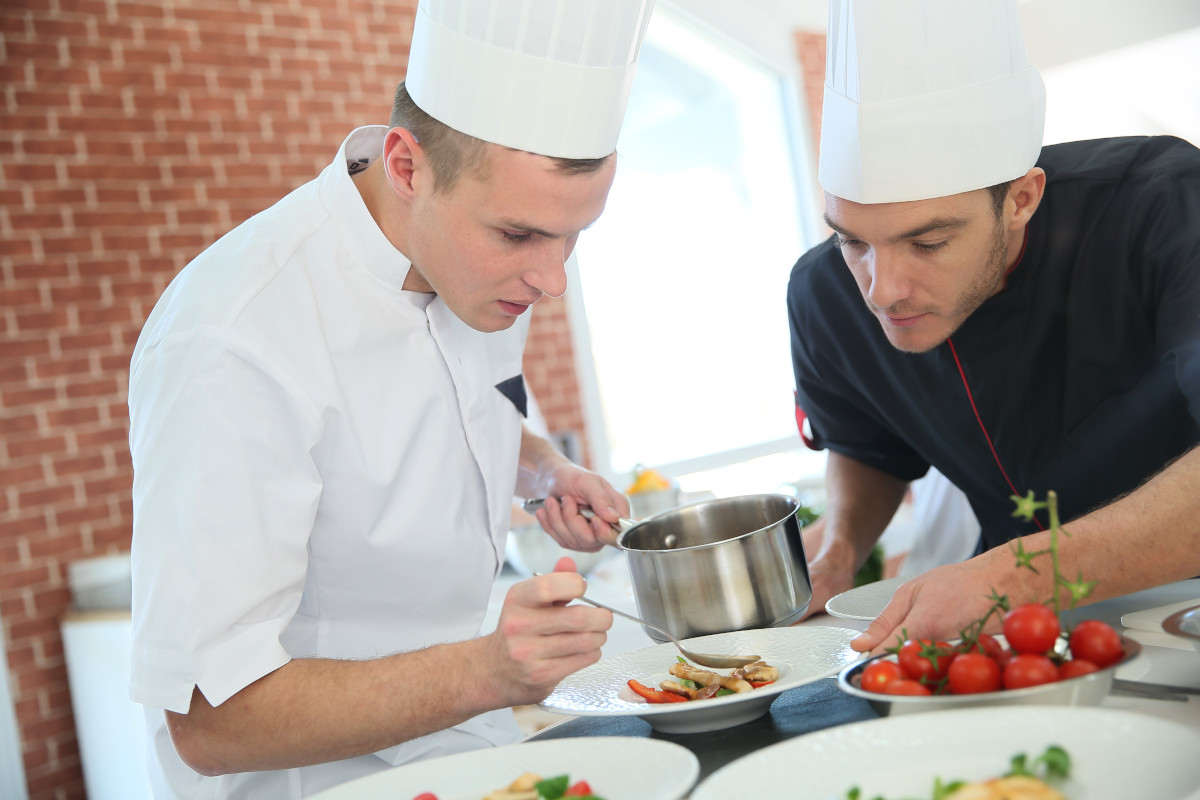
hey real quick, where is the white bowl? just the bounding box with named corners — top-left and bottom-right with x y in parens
top-left (505, 523), bottom-right (607, 577)
top-left (837, 634), bottom-right (1141, 716)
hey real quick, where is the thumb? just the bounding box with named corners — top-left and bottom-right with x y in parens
top-left (553, 555), bottom-right (578, 573)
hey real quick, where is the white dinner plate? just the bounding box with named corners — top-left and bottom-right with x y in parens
top-left (308, 736), bottom-right (698, 800)
top-left (824, 576), bottom-right (905, 620)
top-left (538, 626), bottom-right (863, 734)
top-left (691, 705), bottom-right (1200, 800)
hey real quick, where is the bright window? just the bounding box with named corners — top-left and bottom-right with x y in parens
top-left (569, 4), bottom-right (824, 492)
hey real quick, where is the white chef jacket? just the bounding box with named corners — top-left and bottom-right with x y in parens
top-left (127, 125), bottom-right (526, 799)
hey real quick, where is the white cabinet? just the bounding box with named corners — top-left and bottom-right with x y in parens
top-left (61, 611), bottom-right (152, 800)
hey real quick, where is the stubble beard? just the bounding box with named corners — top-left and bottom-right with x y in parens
top-left (885, 219), bottom-right (1010, 354)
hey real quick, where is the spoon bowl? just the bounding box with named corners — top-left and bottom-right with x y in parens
top-left (576, 593), bottom-right (762, 670)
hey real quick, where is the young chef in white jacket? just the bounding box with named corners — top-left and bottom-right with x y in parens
top-left (127, 1), bottom-right (656, 796)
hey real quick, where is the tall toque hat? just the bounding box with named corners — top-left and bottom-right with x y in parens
top-left (405, 0), bottom-right (657, 159)
top-left (819, 0), bottom-right (1046, 204)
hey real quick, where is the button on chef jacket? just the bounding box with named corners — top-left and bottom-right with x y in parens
top-left (789, 136), bottom-right (1200, 551)
top-left (128, 125), bottom-right (527, 799)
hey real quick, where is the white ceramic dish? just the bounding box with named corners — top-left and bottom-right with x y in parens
top-left (307, 736), bottom-right (698, 800)
top-left (824, 576), bottom-right (904, 620)
top-left (690, 705), bottom-right (1200, 800)
top-left (539, 626), bottom-right (863, 733)
top-left (837, 635), bottom-right (1141, 716)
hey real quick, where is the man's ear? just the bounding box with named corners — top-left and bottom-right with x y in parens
top-left (382, 127), bottom-right (424, 201)
top-left (1006, 167), bottom-right (1046, 231)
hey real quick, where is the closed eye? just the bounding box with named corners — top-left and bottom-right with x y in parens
top-left (501, 230), bottom-right (533, 244)
top-left (835, 235), bottom-right (863, 249)
top-left (912, 240), bottom-right (948, 253)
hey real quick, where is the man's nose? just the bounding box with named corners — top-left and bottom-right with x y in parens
top-left (524, 240), bottom-right (570, 298)
top-left (866, 248), bottom-right (911, 309)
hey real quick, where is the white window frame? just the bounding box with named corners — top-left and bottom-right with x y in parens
top-left (566, 0), bottom-right (825, 486)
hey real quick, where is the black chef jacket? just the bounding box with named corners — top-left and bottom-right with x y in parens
top-left (788, 136), bottom-right (1200, 551)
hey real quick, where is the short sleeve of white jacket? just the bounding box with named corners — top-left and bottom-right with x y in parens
top-left (129, 323), bottom-right (323, 712)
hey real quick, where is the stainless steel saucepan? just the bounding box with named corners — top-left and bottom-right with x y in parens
top-left (524, 493), bottom-right (812, 643)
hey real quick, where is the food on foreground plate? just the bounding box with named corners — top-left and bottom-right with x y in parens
top-left (409, 772), bottom-right (603, 800)
top-left (846, 745), bottom-right (1071, 800)
top-left (627, 657), bottom-right (778, 703)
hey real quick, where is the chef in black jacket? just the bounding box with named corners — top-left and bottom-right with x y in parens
top-left (789, 0), bottom-right (1200, 652)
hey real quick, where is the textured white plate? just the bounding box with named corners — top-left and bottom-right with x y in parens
top-left (538, 626), bottom-right (863, 734)
top-left (691, 706), bottom-right (1200, 800)
top-left (308, 736), bottom-right (698, 800)
top-left (824, 576), bottom-right (905, 620)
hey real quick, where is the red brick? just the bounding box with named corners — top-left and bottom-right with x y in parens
top-left (74, 305), bottom-right (133, 326)
top-left (18, 483), bottom-right (78, 510)
top-left (51, 453), bottom-right (107, 478)
top-left (74, 427), bottom-right (127, 449)
top-left (63, 377), bottom-right (120, 399)
top-left (3, 393), bottom-right (62, 421)
top-left (19, 138), bottom-right (80, 157)
top-left (26, 530), bottom-right (86, 560)
top-left (0, 564), bottom-right (52, 595)
top-left (30, 187), bottom-right (89, 205)
top-left (0, 237), bottom-right (37, 258)
top-left (16, 309), bottom-right (72, 333)
top-left (83, 473), bottom-right (132, 497)
top-left (44, 405), bottom-right (101, 427)
top-left (0, 462), bottom-right (47, 487)
top-left (40, 236), bottom-right (97, 257)
top-left (57, 331), bottom-right (115, 353)
top-left (6, 210), bottom-right (64, 230)
top-left (0, 337), bottom-right (52, 359)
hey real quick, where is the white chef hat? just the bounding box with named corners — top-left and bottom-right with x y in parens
top-left (405, 0), bottom-right (656, 160)
top-left (818, 0), bottom-right (1046, 204)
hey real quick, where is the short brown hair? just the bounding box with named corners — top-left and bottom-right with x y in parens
top-left (986, 180), bottom-right (1014, 216)
top-left (390, 82), bottom-right (611, 193)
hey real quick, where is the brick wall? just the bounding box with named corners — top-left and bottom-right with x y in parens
top-left (0, 1), bottom-right (587, 796)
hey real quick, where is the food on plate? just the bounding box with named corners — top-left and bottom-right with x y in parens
top-left (409, 772), bottom-right (603, 800)
top-left (627, 657), bottom-right (778, 703)
top-left (846, 745), bottom-right (1071, 800)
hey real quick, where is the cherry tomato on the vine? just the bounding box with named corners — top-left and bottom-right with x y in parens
top-left (1003, 653), bottom-right (1060, 690)
top-left (947, 651), bottom-right (1003, 695)
top-left (897, 639), bottom-right (955, 685)
top-left (1069, 619), bottom-right (1124, 668)
top-left (860, 659), bottom-right (905, 694)
top-left (882, 678), bottom-right (933, 696)
top-left (959, 632), bottom-right (1005, 663)
top-left (1058, 658), bottom-right (1100, 680)
top-left (1003, 603), bottom-right (1061, 654)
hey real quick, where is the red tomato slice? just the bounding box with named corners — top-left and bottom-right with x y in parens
top-left (627, 678), bottom-right (688, 703)
top-left (565, 780), bottom-right (594, 796)
top-left (411, 793), bottom-right (439, 800)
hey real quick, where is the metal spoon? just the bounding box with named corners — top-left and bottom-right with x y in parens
top-left (531, 571), bottom-right (761, 669)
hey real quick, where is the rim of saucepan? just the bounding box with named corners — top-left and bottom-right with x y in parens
top-left (616, 492), bottom-right (801, 553)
